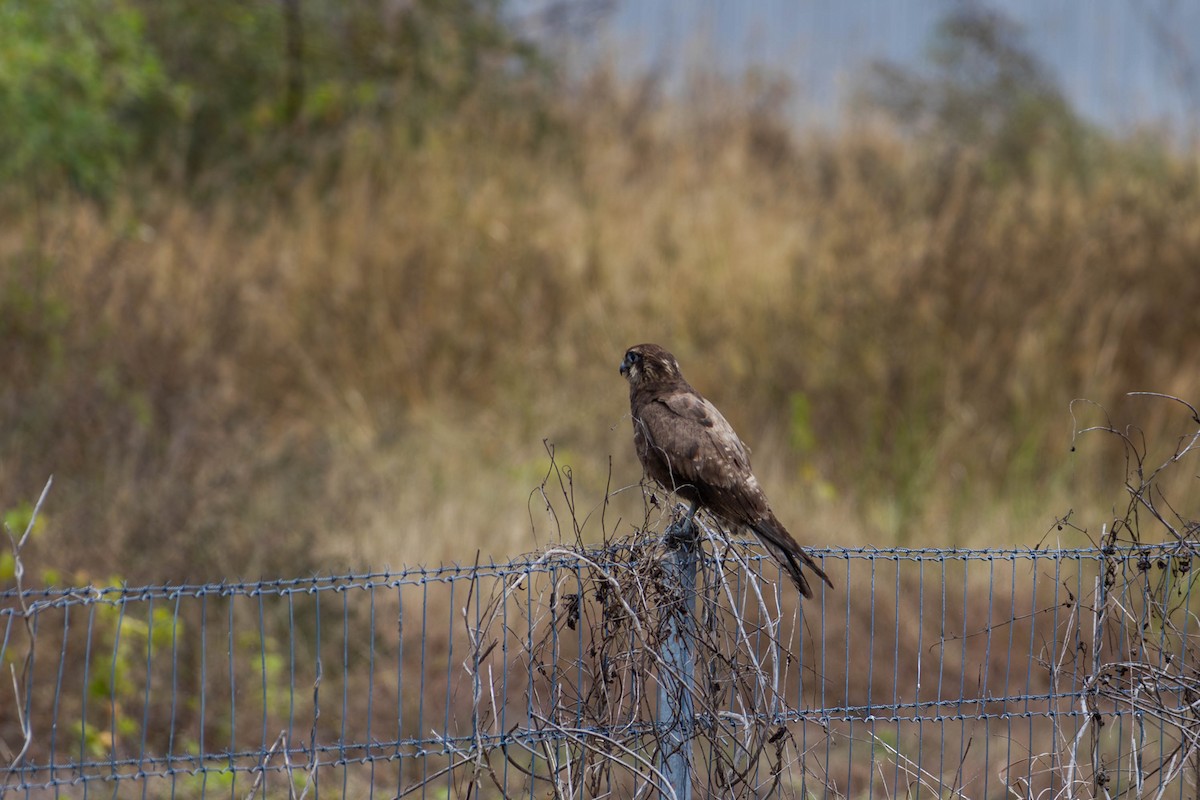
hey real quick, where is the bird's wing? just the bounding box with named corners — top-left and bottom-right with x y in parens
top-left (640, 389), bottom-right (754, 491)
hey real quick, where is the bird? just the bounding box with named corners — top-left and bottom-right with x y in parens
top-left (619, 343), bottom-right (833, 598)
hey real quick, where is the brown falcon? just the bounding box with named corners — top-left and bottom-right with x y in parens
top-left (619, 343), bottom-right (833, 598)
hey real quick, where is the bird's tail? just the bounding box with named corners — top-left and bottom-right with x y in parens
top-left (751, 514), bottom-right (833, 599)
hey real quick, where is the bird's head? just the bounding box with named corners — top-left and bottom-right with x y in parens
top-left (620, 343), bottom-right (682, 387)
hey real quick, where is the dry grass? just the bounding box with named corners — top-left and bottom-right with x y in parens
top-left (2, 73), bottom-right (1200, 586)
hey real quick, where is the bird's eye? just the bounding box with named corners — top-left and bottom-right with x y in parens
top-left (629, 351), bottom-right (641, 364)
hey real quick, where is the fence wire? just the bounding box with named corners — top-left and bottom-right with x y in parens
top-left (3, 537), bottom-right (1200, 799)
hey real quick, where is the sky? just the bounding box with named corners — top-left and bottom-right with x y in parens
top-left (513, 0), bottom-right (1200, 134)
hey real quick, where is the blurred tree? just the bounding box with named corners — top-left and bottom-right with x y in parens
top-left (131, 1), bottom-right (288, 181)
top-left (0, 0), bottom-right (175, 196)
top-left (0, 0), bottom-right (547, 196)
top-left (858, 2), bottom-right (1091, 182)
top-left (132, 0), bottom-right (546, 183)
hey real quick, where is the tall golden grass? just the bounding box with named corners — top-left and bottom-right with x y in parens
top-left (3, 74), bottom-right (1200, 585)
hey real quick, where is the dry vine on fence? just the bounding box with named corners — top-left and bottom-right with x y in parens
top-left (439, 447), bottom-right (818, 798)
top-left (1044, 393), bottom-right (1200, 798)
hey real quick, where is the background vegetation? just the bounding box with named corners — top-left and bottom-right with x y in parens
top-left (3, 1), bottom-right (1199, 590)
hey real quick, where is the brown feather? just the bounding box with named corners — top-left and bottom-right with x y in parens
top-left (619, 343), bottom-right (833, 598)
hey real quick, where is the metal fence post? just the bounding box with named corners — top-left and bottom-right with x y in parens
top-left (656, 517), bottom-right (697, 800)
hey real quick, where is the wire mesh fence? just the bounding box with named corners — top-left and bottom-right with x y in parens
top-left (4, 393), bottom-right (1199, 798)
top-left (4, 532), bottom-right (1200, 799)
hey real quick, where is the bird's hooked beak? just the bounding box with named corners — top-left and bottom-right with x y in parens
top-left (619, 352), bottom-right (633, 377)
